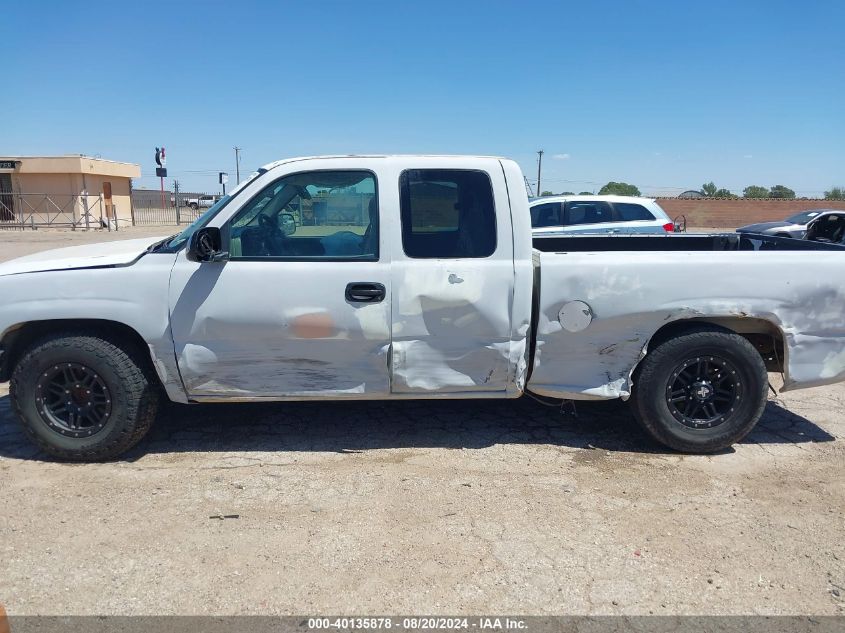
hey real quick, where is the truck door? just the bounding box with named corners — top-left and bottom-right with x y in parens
top-left (168, 168), bottom-right (392, 399)
top-left (388, 163), bottom-right (517, 394)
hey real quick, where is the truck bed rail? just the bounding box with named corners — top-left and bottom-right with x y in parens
top-left (532, 232), bottom-right (845, 253)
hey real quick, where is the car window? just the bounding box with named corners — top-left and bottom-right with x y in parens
top-left (530, 202), bottom-right (562, 228)
top-left (228, 170), bottom-right (378, 260)
top-left (614, 202), bottom-right (655, 221)
top-left (786, 211), bottom-right (821, 224)
top-left (564, 201), bottom-right (614, 225)
top-left (399, 169), bottom-right (496, 258)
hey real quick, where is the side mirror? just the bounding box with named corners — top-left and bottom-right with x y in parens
top-left (187, 226), bottom-right (228, 262)
top-left (279, 213), bottom-right (297, 236)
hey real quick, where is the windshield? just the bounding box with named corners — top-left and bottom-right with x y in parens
top-left (786, 211), bottom-right (821, 224)
top-left (161, 195), bottom-right (232, 251)
top-left (156, 168), bottom-right (267, 252)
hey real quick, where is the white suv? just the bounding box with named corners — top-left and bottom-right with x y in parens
top-left (530, 195), bottom-right (675, 235)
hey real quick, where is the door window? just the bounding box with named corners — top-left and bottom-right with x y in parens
top-left (227, 170), bottom-right (378, 260)
top-left (530, 202), bottom-right (562, 227)
top-left (614, 202), bottom-right (655, 221)
top-left (399, 169), bottom-right (496, 258)
top-left (564, 201), bottom-right (614, 225)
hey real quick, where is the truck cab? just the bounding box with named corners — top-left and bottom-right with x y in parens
top-left (166, 155), bottom-right (534, 400)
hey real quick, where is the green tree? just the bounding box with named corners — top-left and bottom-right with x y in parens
top-left (598, 181), bottom-right (641, 196)
top-left (578, 191), bottom-right (593, 195)
top-left (824, 187), bottom-right (845, 200)
top-left (540, 190), bottom-right (554, 197)
top-left (743, 185), bottom-right (769, 199)
top-left (559, 191), bottom-right (575, 195)
top-left (768, 185), bottom-right (795, 199)
top-left (701, 182), bottom-right (736, 198)
top-left (701, 182), bottom-right (717, 197)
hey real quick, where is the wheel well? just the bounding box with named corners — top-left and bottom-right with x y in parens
top-left (646, 317), bottom-right (785, 372)
top-left (0, 319), bottom-right (159, 383)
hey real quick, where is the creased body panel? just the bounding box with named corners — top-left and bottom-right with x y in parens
top-left (390, 259), bottom-right (516, 393)
top-left (168, 254), bottom-right (392, 399)
top-left (528, 250), bottom-right (845, 400)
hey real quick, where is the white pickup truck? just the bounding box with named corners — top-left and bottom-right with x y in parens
top-left (1, 155), bottom-right (844, 461)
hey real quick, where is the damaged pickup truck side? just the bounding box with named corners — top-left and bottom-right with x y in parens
top-left (1, 155), bottom-right (844, 460)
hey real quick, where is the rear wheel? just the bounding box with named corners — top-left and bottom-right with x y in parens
top-left (10, 334), bottom-right (159, 461)
top-left (630, 327), bottom-right (768, 453)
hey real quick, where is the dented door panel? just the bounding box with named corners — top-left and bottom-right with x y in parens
top-left (168, 254), bottom-right (391, 399)
top-left (390, 259), bottom-right (515, 393)
top-left (387, 159), bottom-right (525, 396)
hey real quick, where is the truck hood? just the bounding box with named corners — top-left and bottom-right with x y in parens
top-left (0, 236), bottom-right (171, 277)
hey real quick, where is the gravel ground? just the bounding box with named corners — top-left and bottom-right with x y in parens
top-left (0, 228), bottom-right (842, 616)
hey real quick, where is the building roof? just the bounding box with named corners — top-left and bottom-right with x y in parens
top-left (0, 155), bottom-right (140, 178)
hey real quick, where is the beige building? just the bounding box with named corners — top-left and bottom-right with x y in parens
top-left (0, 156), bottom-right (140, 227)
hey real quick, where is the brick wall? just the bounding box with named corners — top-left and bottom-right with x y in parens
top-left (655, 198), bottom-right (845, 229)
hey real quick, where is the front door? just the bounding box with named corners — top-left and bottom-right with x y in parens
top-left (168, 169), bottom-right (391, 399)
top-left (389, 164), bottom-right (517, 394)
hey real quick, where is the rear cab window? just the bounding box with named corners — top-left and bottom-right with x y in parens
top-left (399, 169), bottom-right (497, 258)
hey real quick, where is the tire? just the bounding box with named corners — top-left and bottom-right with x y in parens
top-left (190, 203), bottom-right (198, 210)
top-left (629, 326), bottom-right (768, 453)
top-left (10, 333), bottom-right (159, 461)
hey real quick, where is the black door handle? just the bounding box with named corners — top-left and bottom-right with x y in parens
top-left (345, 282), bottom-right (386, 303)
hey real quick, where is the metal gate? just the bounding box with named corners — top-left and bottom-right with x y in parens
top-left (0, 192), bottom-right (108, 230)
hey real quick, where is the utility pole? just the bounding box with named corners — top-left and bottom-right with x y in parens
top-left (234, 146), bottom-right (242, 184)
top-left (536, 150), bottom-right (544, 197)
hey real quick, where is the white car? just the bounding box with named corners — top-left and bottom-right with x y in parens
top-left (185, 195), bottom-right (220, 210)
top-left (530, 195), bottom-right (675, 235)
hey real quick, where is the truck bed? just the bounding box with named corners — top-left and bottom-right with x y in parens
top-left (526, 234), bottom-right (845, 401)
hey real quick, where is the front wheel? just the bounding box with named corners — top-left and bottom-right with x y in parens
top-left (10, 334), bottom-right (159, 461)
top-left (629, 327), bottom-right (768, 453)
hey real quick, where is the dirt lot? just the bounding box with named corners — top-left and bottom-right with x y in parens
top-left (0, 228), bottom-right (843, 616)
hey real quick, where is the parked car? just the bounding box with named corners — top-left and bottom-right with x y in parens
top-left (184, 194), bottom-right (220, 210)
top-left (530, 195), bottom-right (675, 235)
top-left (736, 209), bottom-right (842, 238)
top-left (1, 155), bottom-right (845, 461)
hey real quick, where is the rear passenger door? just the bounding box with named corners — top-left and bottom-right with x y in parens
top-left (389, 163), bottom-right (517, 394)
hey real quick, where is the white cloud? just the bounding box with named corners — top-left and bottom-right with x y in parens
top-left (552, 153), bottom-right (571, 160)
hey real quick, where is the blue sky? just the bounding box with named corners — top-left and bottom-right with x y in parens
top-left (4, 0), bottom-right (844, 196)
